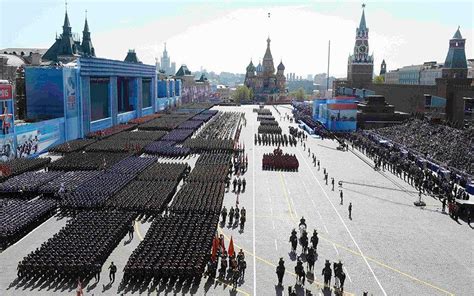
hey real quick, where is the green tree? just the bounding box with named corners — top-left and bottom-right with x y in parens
top-left (373, 75), bottom-right (385, 84)
top-left (290, 88), bottom-right (306, 101)
top-left (233, 85), bottom-right (252, 103)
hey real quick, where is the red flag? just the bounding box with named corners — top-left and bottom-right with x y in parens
top-left (211, 237), bottom-right (218, 262)
top-left (228, 236), bottom-right (235, 257)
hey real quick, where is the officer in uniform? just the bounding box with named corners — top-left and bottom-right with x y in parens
top-left (276, 257), bottom-right (285, 286)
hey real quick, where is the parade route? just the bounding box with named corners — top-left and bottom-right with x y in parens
top-left (1, 104), bottom-right (472, 296)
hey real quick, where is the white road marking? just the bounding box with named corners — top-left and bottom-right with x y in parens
top-left (307, 185), bottom-right (330, 233)
top-left (332, 243), bottom-right (339, 255)
top-left (270, 206), bottom-right (273, 215)
top-left (252, 119), bottom-right (257, 296)
top-left (298, 149), bottom-right (387, 296)
top-left (344, 267), bottom-right (353, 283)
top-left (289, 196), bottom-right (298, 218)
top-left (274, 239), bottom-right (278, 251)
top-left (317, 210), bottom-right (323, 221)
top-left (272, 219), bottom-right (275, 230)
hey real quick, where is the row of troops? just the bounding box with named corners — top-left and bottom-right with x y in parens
top-left (254, 133), bottom-right (297, 147)
top-left (262, 148), bottom-right (299, 171)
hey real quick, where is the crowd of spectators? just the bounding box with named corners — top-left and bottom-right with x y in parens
top-left (372, 119), bottom-right (473, 176)
top-left (344, 129), bottom-right (471, 219)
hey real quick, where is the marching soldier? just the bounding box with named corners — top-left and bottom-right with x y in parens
top-left (108, 262), bottom-right (117, 284)
top-left (234, 207), bottom-right (240, 226)
top-left (229, 207), bottom-right (235, 226)
top-left (241, 207), bottom-right (246, 219)
top-left (276, 258), bottom-right (285, 286)
top-left (221, 206), bottom-right (228, 224)
top-left (311, 229), bottom-right (319, 250)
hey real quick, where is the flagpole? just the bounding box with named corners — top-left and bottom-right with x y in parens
top-left (327, 40), bottom-right (331, 96)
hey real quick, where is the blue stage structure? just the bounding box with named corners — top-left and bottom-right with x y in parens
top-left (0, 83), bottom-right (16, 161)
top-left (313, 97), bottom-right (358, 132)
top-left (1, 57), bottom-right (181, 159)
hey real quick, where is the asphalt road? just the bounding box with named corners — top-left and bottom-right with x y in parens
top-left (1, 104), bottom-right (472, 296)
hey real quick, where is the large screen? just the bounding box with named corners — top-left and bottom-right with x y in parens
top-left (25, 67), bottom-right (64, 120)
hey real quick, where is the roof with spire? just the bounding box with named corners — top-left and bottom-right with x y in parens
top-left (277, 60), bottom-right (285, 70)
top-left (197, 73), bottom-right (208, 82)
top-left (175, 64), bottom-right (192, 76)
top-left (163, 43), bottom-right (168, 57)
top-left (246, 60), bottom-right (255, 72)
top-left (83, 17), bottom-right (89, 33)
top-left (43, 8), bottom-right (95, 62)
top-left (81, 12), bottom-right (95, 57)
top-left (359, 6), bottom-right (367, 31)
top-left (263, 37), bottom-right (273, 61)
top-left (124, 49), bottom-right (141, 63)
top-left (444, 27), bottom-right (467, 69)
top-left (63, 10), bottom-right (71, 29)
top-left (256, 62), bottom-right (263, 73)
top-left (452, 26), bottom-right (463, 39)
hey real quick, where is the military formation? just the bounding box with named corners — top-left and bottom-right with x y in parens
top-left (278, 217), bottom-right (346, 296)
top-left (123, 214), bottom-right (219, 285)
top-left (17, 211), bottom-right (135, 282)
top-left (262, 147), bottom-right (299, 172)
top-left (255, 133), bottom-right (297, 146)
top-left (0, 199), bottom-right (56, 250)
top-left (204, 238), bottom-right (247, 291)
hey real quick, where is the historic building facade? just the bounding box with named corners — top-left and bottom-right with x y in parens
top-left (158, 43), bottom-right (176, 76)
top-left (42, 10), bottom-right (95, 63)
top-left (174, 65), bottom-right (211, 104)
top-left (442, 27), bottom-right (468, 79)
top-left (244, 38), bottom-right (286, 102)
top-left (347, 5), bottom-right (374, 89)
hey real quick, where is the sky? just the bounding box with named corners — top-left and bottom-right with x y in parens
top-left (1, 0), bottom-right (473, 78)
